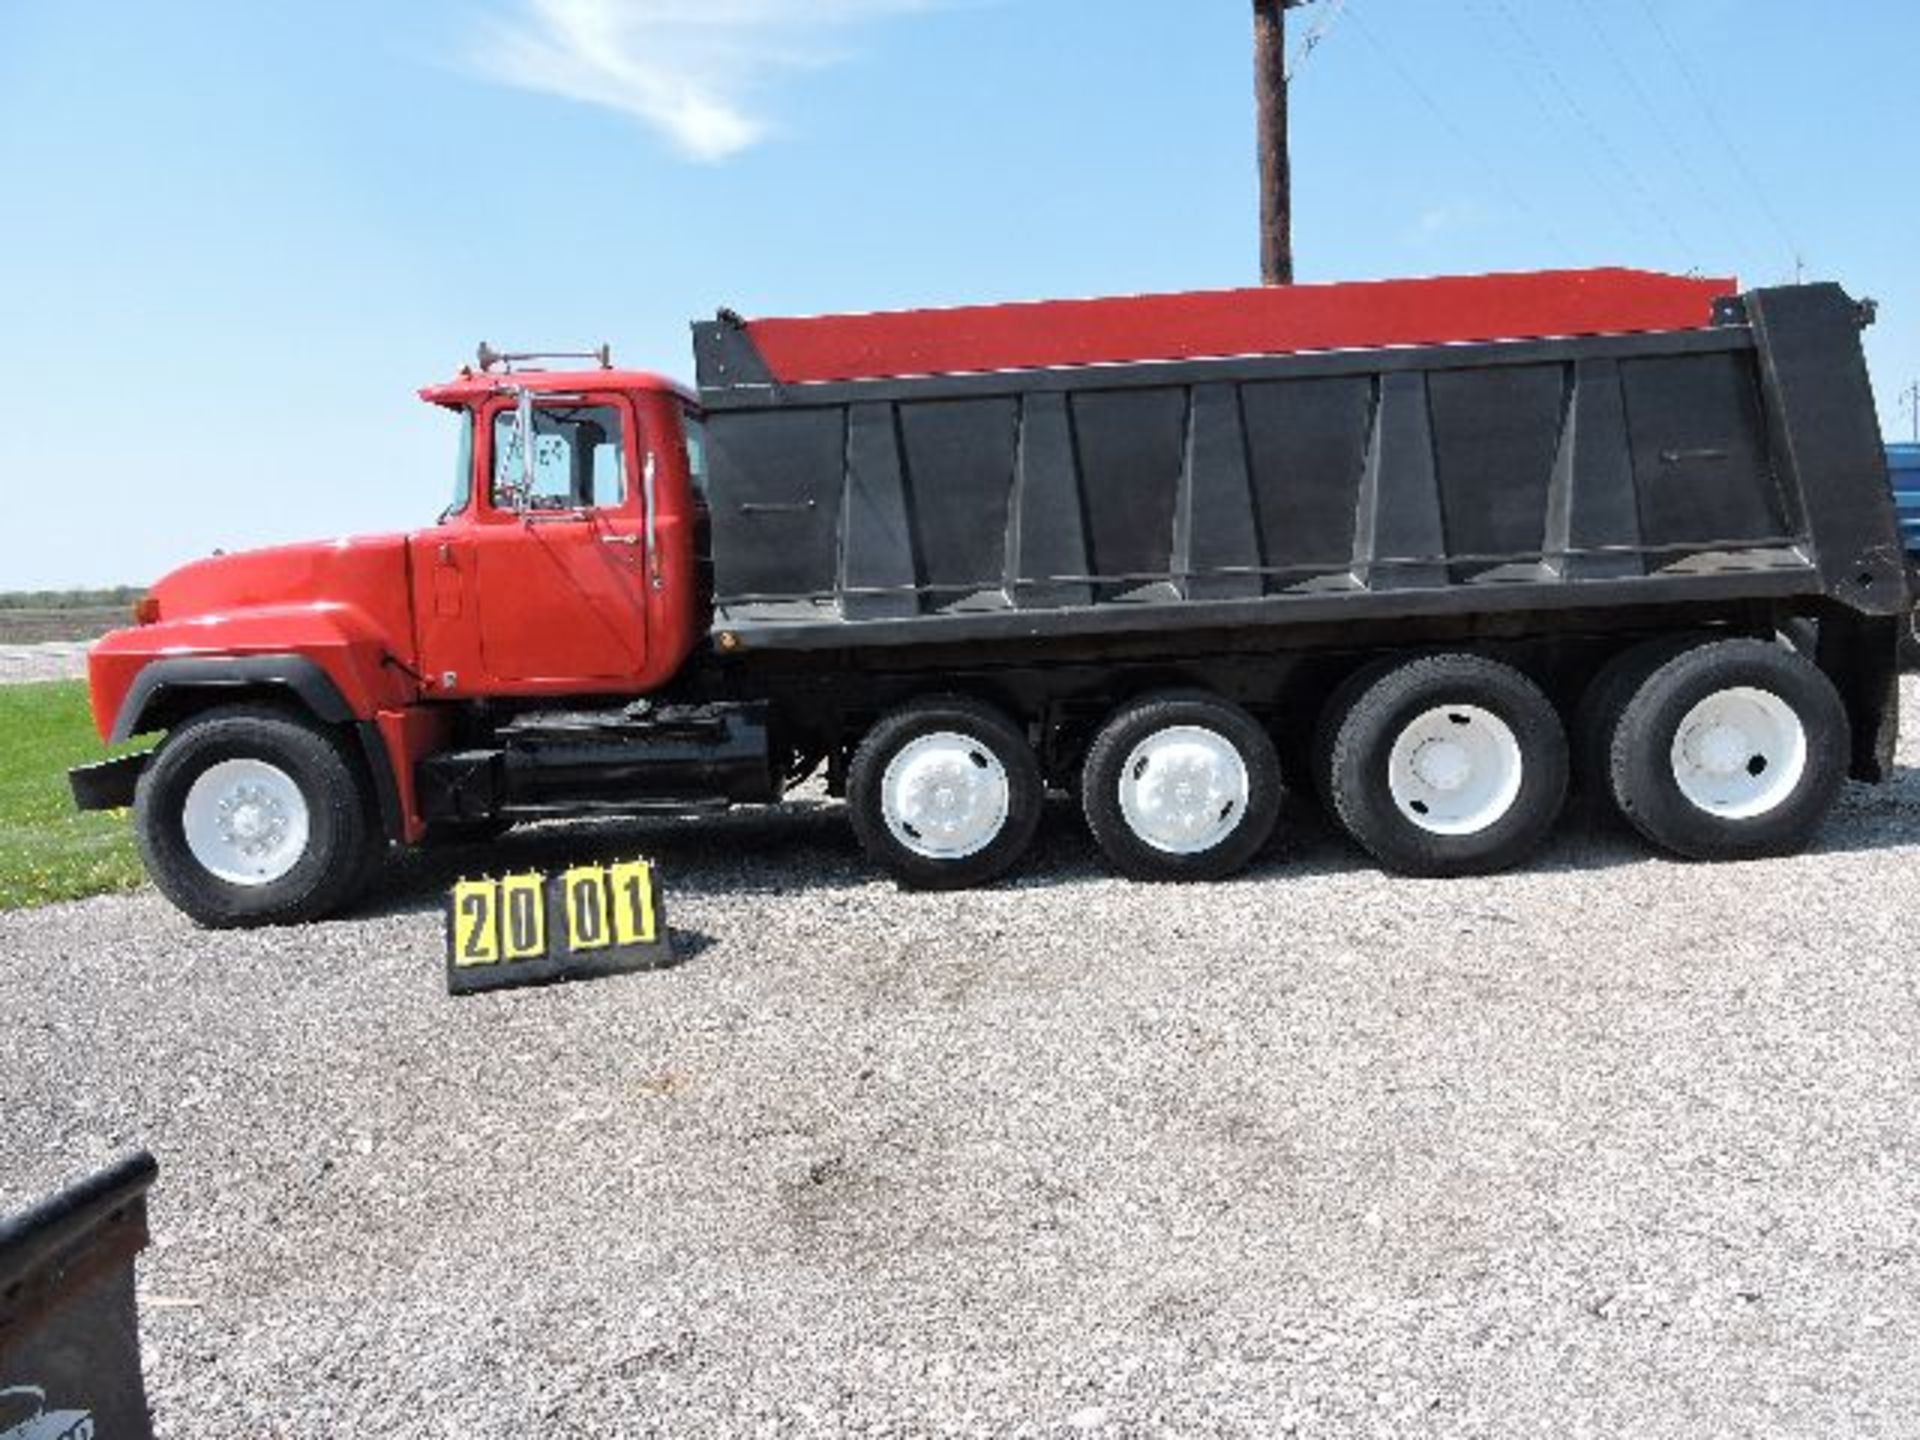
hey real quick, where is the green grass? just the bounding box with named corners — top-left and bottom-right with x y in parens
top-left (0, 681), bottom-right (146, 910)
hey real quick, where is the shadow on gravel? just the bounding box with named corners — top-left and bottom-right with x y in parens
top-left (345, 765), bottom-right (1920, 922)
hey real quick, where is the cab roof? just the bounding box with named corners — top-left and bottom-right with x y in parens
top-left (420, 367), bottom-right (695, 408)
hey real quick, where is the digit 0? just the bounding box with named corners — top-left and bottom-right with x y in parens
top-left (508, 887), bottom-right (538, 952)
top-left (564, 867), bottom-right (611, 951)
top-left (573, 875), bottom-right (603, 943)
top-left (499, 874), bottom-right (546, 960)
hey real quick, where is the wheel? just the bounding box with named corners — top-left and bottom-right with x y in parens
top-left (1571, 635), bottom-right (1703, 804)
top-left (1079, 691), bottom-right (1282, 881)
top-left (1322, 654), bottom-right (1568, 876)
top-left (846, 697), bottom-right (1044, 889)
top-left (1606, 638), bottom-right (1848, 860)
top-left (1308, 658), bottom-right (1397, 819)
top-left (133, 705), bottom-right (378, 927)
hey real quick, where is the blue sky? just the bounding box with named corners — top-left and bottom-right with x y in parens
top-left (2, 0), bottom-right (1914, 589)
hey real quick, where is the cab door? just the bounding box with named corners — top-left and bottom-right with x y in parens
top-left (469, 395), bottom-right (649, 690)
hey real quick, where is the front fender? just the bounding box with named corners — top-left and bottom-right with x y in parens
top-left (88, 604), bottom-right (420, 743)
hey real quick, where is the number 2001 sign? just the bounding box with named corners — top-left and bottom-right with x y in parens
top-left (445, 859), bottom-right (672, 995)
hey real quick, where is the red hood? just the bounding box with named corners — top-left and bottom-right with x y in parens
top-left (87, 531), bottom-right (425, 741)
top-left (148, 533), bottom-right (414, 633)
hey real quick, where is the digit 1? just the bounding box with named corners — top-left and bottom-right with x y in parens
top-left (623, 871), bottom-right (652, 942)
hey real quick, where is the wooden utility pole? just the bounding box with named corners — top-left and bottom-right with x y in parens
top-left (1253, 0), bottom-right (1309, 285)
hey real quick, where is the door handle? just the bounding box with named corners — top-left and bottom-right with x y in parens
top-left (600, 534), bottom-right (640, 547)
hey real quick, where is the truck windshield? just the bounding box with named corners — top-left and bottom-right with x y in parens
top-left (442, 410), bottom-right (473, 521)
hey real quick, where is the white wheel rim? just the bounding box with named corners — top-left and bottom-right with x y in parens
top-left (880, 732), bottom-right (1011, 860)
top-left (1116, 725), bottom-right (1251, 855)
top-left (182, 758), bottom-right (312, 886)
top-left (1669, 685), bottom-right (1807, 819)
top-left (1386, 704), bottom-right (1524, 836)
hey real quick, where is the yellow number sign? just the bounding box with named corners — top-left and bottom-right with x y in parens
top-left (451, 879), bottom-right (499, 966)
top-left (608, 860), bottom-right (657, 945)
top-left (499, 873), bottom-right (547, 961)
top-left (448, 858), bottom-right (667, 994)
top-left (563, 866), bottom-right (612, 952)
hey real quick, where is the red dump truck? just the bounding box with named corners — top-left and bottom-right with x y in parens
top-left (71, 268), bottom-right (1904, 927)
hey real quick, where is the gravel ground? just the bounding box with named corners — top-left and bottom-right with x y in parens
top-left (6, 683), bottom-right (1920, 1437)
top-left (0, 641), bottom-right (91, 684)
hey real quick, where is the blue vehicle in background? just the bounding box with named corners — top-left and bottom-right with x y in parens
top-left (1890, 444), bottom-right (1920, 552)
top-left (1892, 444), bottom-right (1920, 666)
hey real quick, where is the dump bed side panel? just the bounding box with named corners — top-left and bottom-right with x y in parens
top-left (697, 284), bottom-right (1901, 651)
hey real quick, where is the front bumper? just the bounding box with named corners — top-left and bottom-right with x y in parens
top-left (68, 752), bottom-right (152, 812)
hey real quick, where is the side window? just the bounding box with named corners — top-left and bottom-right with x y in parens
top-left (443, 408), bottom-right (473, 519)
top-left (491, 403), bottom-right (629, 512)
top-left (683, 410), bottom-right (709, 502)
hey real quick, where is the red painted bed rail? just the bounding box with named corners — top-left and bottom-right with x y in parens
top-left (741, 267), bottom-right (1737, 385)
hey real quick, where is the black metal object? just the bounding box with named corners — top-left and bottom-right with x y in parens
top-left (693, 287), bottom-right (1900, 652)
top-left (416, 702), bottom-right (777, 824)
top-left (66, 752), bottom-right (150, 812)
top-left (0, 1153), bottom-right (158, 1440)
top-left (686, 283), bottom-right (1902, 783)
top-left (353, 720), bottom-right (408, 843)
top-left (107, 653), bottom-right (353, 742)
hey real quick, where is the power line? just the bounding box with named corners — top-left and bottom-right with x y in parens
top-left (1343, 3), bottom-right (1573, 261)
top-left (1631, 0), bottom-right (1802, 273)
top-left (1459, 0), bottom-right (1648, 253)
top-left (1480, 0), bottom-right (1697, 263)
top-left (1568, 0), bottom-right (1746, 263)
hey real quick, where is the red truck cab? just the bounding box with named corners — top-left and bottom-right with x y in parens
top-left (75, 357), bottom-right (711, 925)
top-left (409, 366), bottom-right (706, 701)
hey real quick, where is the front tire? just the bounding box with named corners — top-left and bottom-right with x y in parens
top-left (1606, 639), bottom-right (1848, 860)
top-left (1321, 654), bottom-right (1568, 877)
top-left (847, 698), bottom-right (1044, 890)
top-left (134, 706), bottom-right (378, 927)
top-left (1080, 691), bottom-right (1282, 881)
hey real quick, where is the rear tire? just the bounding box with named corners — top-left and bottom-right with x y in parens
top-left (1571, 635), bottom-right (1702, 806)
top-left (847, 698), bottom-right (1044, 890)
top-left (1322, 654), bottom-right (1568, 877)
top-left (1080, 691), bottom-right (1282, 882)
top-left (1606, 638), bottom-right (1848, 860)
top-left (133, 706), bottom-right (378, 927)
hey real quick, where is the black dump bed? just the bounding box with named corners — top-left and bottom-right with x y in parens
top-left (692, 284), bottom-right (1903, 653)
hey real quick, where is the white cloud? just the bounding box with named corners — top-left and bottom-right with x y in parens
top-left (469, 0), bottom-right (944, 162)
top-left (1410, 199), bottom-right (1489, 240)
